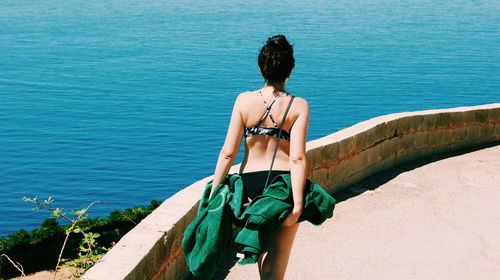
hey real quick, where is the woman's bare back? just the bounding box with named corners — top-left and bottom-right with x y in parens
top-left (238, 89), bottom-right (304, 173)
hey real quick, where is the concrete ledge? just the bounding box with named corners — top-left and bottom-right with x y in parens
top-left (83, 103), bottom-right (500, 280)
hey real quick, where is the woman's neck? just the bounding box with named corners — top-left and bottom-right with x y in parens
top-left (262, 81), bottom-right (287, 95)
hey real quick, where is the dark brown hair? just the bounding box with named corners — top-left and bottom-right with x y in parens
top-left (258, 34), bottom-right (295, 83)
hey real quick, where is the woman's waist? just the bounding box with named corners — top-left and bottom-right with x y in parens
top-left (240, 157), bottom-right (290, 173)
top-left (239, 169), bottom-right (290, 176)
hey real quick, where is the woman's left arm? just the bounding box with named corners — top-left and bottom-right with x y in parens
top-left (210, 94), bottom-right (244, 190)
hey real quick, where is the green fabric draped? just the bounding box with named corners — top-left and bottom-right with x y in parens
top-left (182, 173), bottom-right (336, 279)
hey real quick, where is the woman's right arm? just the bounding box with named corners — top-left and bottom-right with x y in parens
top-left (288, 97), bottom-right (309, 214)
top-left (210, 94), bottom-right (244, 191)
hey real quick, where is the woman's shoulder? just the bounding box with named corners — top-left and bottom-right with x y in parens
top-left (236, 90), bottom-right (258, 100)
top-left (289, 95), bottom-right (309, 114)
top-left (232, 90), bottom-right (261, 108)
top-left (290, 95), bottom-right (308, 106)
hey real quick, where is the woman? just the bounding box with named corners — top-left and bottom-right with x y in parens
top-left (209, 34), bottom-right (308, 280)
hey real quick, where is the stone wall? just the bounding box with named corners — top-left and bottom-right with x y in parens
top-left (83, 103), bottom-right (500, 280)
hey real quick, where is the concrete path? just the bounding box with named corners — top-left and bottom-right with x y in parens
top-left (211, 144), bottom-right (500, 280)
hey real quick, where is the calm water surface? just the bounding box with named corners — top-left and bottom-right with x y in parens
top-left (1, 0), bottom-right (498, 236)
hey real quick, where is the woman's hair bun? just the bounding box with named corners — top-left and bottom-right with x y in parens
top-left (266, 34), bottom-right (291, 50)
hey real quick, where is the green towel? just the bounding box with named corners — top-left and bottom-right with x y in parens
top-left (182, 173), bottom-right (336, 279)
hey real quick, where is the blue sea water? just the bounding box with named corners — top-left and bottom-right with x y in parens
top-left (0, 0), bottom-right (498, 237)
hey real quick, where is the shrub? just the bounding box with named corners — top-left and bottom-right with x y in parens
top-left (0, 199), bottom-right (161, 278)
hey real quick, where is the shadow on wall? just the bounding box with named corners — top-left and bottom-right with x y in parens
top-left (332, 140), bottom-right (499, 203)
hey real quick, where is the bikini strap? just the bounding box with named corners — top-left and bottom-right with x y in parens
top-left (264, 95), bottom-right (295, 190)
top-left (257, 90), bottom-right (286, 126)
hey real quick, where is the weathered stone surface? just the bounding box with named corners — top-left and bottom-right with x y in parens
top-left (435, 112), bottom-right (453, 128)
top-left (338, 136), bottom-right (355, 159)
top-left (422, 113), bottom-right (437, 130)
top-left (475, 109), bottom-right (490, 123)
top-left (362, 157), bottom-right (390, 179)
top-left (367, 143), bottom-right (382, 164)
top-left (414, 130), bottom-right (429, 148)
top-left (467, 125), bottom-right (482, 141)
top-left (409, 114), bottom-right (425, 131)
top-left (396, 116), bottom-right (412, 136)
top-left (309, 168), bottom-right (329, 188)
top-left (365, 122), bottom-right (386, 148)
top-left (342, 157), bottom-right (357, 178)
top-left (354, 149), bottom-right (370, 173)
top-left (322, 141), bottom-right (339, 163)
top-left (394, 148), bottom-right (412, 166)
top-left (481, 123), bottom-right (495, 138)
top-left (488, 107), bottom-right (500, 121)
top-left (385, 119), bottom-right (398, 138)
top-left (397, 134), bottom-right (415, 155)
top-left (449, 111), bottom-right (467, 127)
top-left (454, 127), bottom-right (468, 143)
top-left (441, 129), bottom-right (454, 148)
top-left (419, 144), bottom-right (434, 158)
top-left (305, 146), bottom-right (323, 170)
top-left (378, 137), bottom-right (397, 161)
top-left (327, 162), bottom-right (345, 188)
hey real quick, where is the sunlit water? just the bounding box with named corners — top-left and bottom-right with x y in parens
top-left (0, 0), bottom-right (498, 236)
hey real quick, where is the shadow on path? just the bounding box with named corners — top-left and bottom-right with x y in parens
top-left (333, 141), bottom-right (499, 203)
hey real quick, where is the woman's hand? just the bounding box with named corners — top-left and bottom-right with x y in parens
top-left (282, 208), bottom-right (303, 227)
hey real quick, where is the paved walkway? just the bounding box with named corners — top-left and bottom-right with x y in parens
top-left (212, 144), bottom-right (500, 280)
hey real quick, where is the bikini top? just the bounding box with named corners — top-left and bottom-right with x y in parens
top-left (244, 91), bottom-right (291, 141)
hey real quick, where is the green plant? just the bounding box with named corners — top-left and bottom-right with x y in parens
top-left (21, 196), bottom-right (137, 280)
top-left (0, 199), bottom-right (161, 278)
top-left (60, 232), bottom-right (114, 279)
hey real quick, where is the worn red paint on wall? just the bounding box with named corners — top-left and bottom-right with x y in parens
top-left (151, 244), bottom-right (183, 280)
top-left (307, 121), bottom-right (498, 175)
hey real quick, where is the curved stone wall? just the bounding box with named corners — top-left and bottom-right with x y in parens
top-left (83, 103), bottom-right (500, 280)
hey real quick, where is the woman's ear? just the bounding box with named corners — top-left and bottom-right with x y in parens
top-left (284, 71), bottom-right (292, 83)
